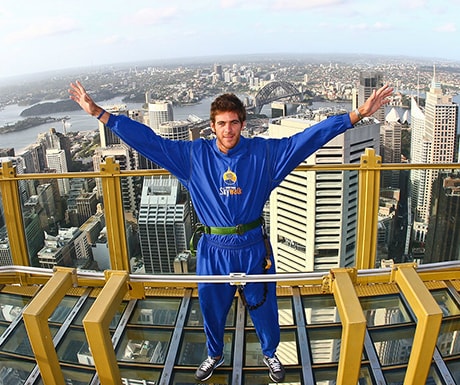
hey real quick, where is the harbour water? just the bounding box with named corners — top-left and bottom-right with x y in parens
top-left (0, 95), bottom-right (389, 154)
top-left (0, 96), bottom-right (216, 153)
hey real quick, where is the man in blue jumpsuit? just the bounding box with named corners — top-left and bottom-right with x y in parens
top-left (69, 81), bottom-right (392, 382)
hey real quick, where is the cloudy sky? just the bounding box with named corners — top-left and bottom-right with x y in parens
top-left (1, 0), bottom-right (459, 79)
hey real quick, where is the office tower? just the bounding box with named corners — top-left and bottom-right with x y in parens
top-left (20, 143), bottom-right (47, 173)
top-left (271, 102), bottom-right (287, 118)
top-left (409, 98), bottom-right (430, 241)
top-left (37, 227), bottom-right (92, 269)
top-left (98, 104), bottom-right (153, 168)
top-left (424, 173), bottom-right (460, 263)
top-left (76, 191), bottom-right (98, 225)
top-left (147, 100), bottom-right (174, 132)
top-left (46, 149), bottom-right (70, 196)
top-left (138, 175), bottom-right (192, 274)
top-left (93, 146), bottom-right (138, 212)
top-left (157, 120), bottom-right (201, 141)
top-left (38, 128), bottom-right (72, 170)
top-left (98, 105), bottom-right (130, 147)
top-left (357, 71), bottom-right (385, 123)
top-left (410, 73), bottom-right (458, 241)
top-left (214, 63), bottom-right (223, 80)
top-left (23, 212), bottom-right (45, 266)
top-left (269, 113), bottom-right (380, 272)
top-left (380, 109), bottom-right (402, 188)
top-left (0, 156), bottom-right (28, 204)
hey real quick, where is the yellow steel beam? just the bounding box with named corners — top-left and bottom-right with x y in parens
top-left (22, 267), bottom-right (77, 385)
top-left (356, 149), bottom-right (381, 270)
top-left (393, 264), bottom-right (443, 385)
top-left (83, 271), bottom-right (129, 385)
top-left (330, 268), bottom-right (367, 385)
top-left (0, 162), bottom-right (30, 279)
top-left (99, 158), bottom-right (129, 271)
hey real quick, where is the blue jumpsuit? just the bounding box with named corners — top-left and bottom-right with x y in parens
top-left (107, 113), bottom-right (353, 358)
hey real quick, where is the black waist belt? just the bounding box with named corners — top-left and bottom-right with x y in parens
top-left (198, 217), bottom-right (262, 235)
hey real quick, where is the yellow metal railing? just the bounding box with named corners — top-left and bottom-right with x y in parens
top-left (2, 151), bottom-right (460, 385)
top-left (2, 150), bottom-right (460, 279)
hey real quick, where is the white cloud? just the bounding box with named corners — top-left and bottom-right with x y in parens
top-left (98, 35), bottom-right (123, 45)
top-left (123, 7), bottom-right (180, 26)
top-left (220, 0), bottom-right (244, 8)
top-left (435, 23), bottom-right (457, 32)
top-left (271, 0), bottom-right (345, 11)
top-left (4, 17), bottom-right (80, 44)
top-left (373, 22), bottom-right (392, 30)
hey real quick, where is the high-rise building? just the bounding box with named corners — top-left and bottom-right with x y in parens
top-left (98, 105), bottom-right (129, 147)
top-left (269, 113), bottom-right (380, 272)
top-left (157, 120), bottom-right (201, 141)
top-left (76, 192), bottom-right (98, 225)
top-left (380, 108), bottom-right (402, 188)
top-left (410, 98), bottom-right (430, 241)
top-left (147, 100), bottom-right (174, 132)
top-left (425, 173), bottom-right (460, 263)
top-left (357, 71), bottom-right (385, 123)
top-left (19, 142), bottom-right (46, 173)
top-left (138, 176), bottom-right (192, 274)
top-left (214, 63), bottom-right (223, 80)
top-left (93, 146), bottom-right (138, 212)
top-left (0, 156), bottom-right (29, 203)
top-left (46, 149), bottom-right (70, 196)
top-left (38, 128), bottom-right (72, 170)
top-left (37, 227), bottom-right (91, 269)
top-left (410, 72), bottom-right (458, 240)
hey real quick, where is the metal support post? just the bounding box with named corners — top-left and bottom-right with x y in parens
top-left (356, 149), bottom-right (381, 270)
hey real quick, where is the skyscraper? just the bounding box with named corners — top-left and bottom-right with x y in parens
top-left (138, 176), bottom-right (192, 274)
top-left (410, 71), bottom-right (458, 240)
top-left (380, 108), bottom-right (402, 188)
top-left (93, 146), bottom-right (138, 212)
top-left (98, 105), bottom-right (129, 147)
top-left (269, 112), bottom-right (380, 272)
top-left (46, 149), bottom-right (70, 196)
top-left (147, 100), bottom-right (174, 132)
top-left (357, 71), bottom-right (385, 123)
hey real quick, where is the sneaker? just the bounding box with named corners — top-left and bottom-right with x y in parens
top-left (195, 355), bottom-right (224, 381)
top-left (263, 354), bottom-right (285, 383)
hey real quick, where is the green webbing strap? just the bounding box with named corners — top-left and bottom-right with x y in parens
top-left (189, 218), bottom-right (262, 256)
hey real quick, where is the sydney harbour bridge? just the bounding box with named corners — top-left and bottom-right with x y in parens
top-left (247, 80), bottom-right (308, 114)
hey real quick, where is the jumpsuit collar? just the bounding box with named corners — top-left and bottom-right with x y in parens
top-left (213, 136), bottom-right (247, 157)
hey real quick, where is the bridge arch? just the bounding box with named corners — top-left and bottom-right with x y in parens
top-left (253, 81), bottom-right (303, 114)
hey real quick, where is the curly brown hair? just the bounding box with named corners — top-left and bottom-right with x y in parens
top-left (210, 93), bottom-right (246, 123)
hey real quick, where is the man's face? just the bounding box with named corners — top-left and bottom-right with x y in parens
top-left (210, 111), bottom-right (245, 154)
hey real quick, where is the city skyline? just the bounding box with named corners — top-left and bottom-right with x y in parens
top-left (1, 0), bottom-right (460, 80)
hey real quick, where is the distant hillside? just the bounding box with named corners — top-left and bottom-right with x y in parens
top-left (20, 100), bottom-right (79, 117)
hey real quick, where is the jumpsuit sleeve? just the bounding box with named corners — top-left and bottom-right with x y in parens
top-left (269, 113), bottom-right (353, 187)
top-left (106, 114), bottom-right (193, 184)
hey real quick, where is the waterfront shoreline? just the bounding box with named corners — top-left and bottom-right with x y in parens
top-left (0, 116), bottom-right (67, 134)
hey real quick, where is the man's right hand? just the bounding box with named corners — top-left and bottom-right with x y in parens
top-left (69, 81), bottom-right (107, 122)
